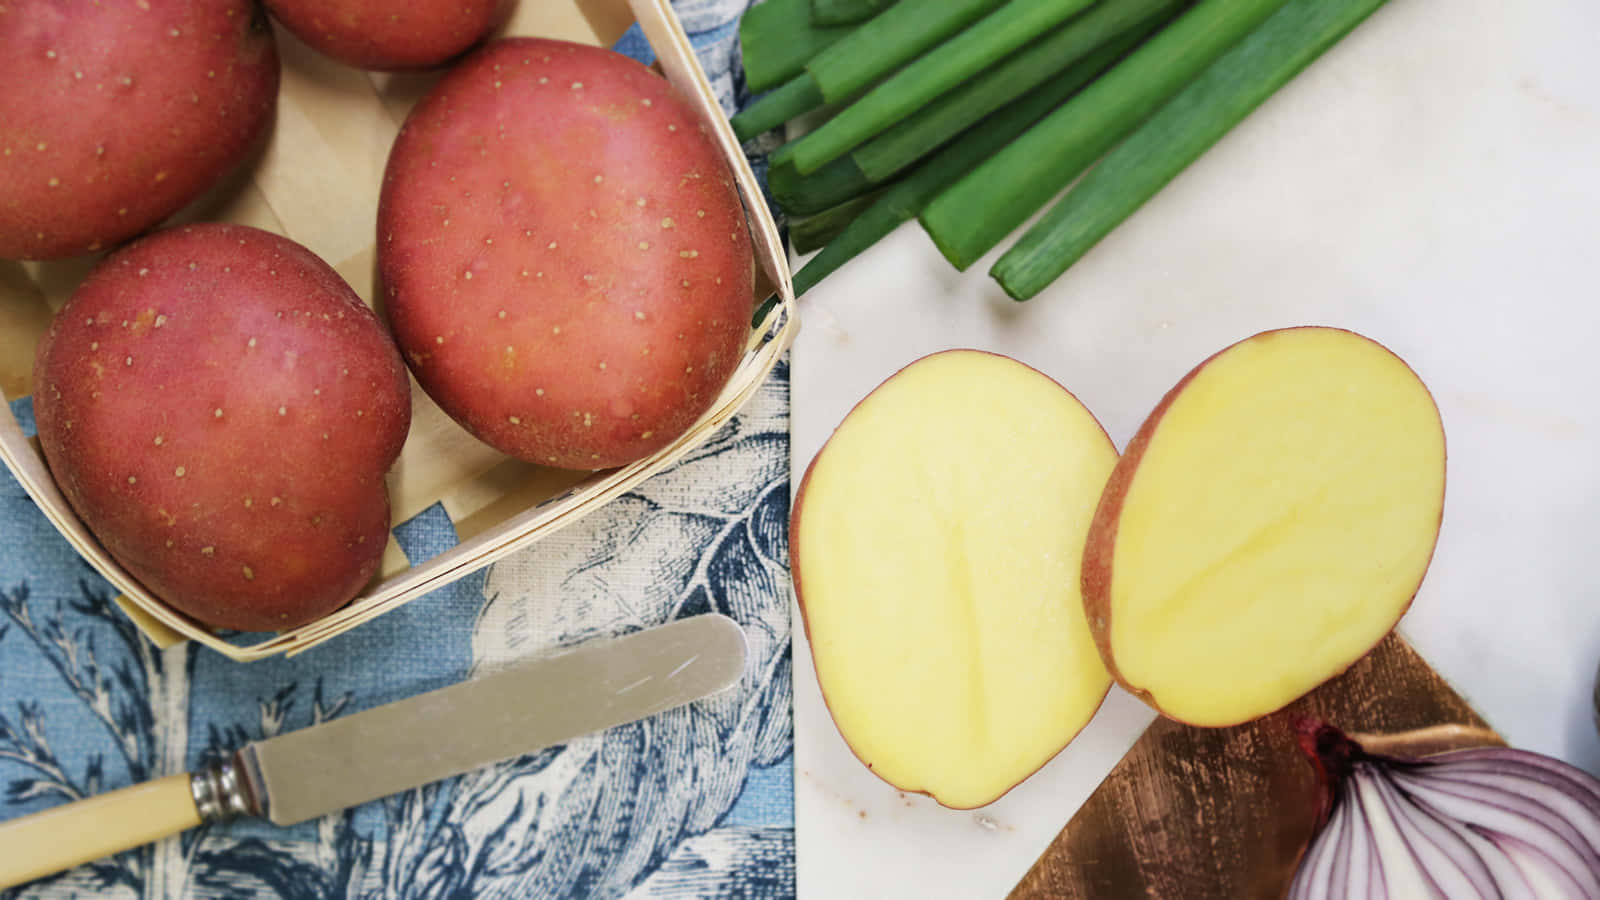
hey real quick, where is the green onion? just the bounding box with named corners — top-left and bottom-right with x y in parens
top-left (792, 30), bottom-right (1148, 296)
top-left (785, 0), bottom-right (1098, 175)
top-left (768, 155), bottom-right (876, 217)
top-left (768, 135), bottom-right (798, 170)
top-left (790, 192), bottom-right (885, 254)
top-left (918, 0), bottom-right (1292, 271)
top-left (810, 0), bottom-right (896, 26)
top-left (993, 0), bottom-right (1392, 300)
top-left (851, 0), bottom-right (1191, 183)
top-left (740, 0), bottom-right (855, 94)
top-left (729, 0), bottom-right (1006, 140)
top-left (809, 0), bottom-right (1008, 102)
top-left (732, 74), bottom-right (825, 143)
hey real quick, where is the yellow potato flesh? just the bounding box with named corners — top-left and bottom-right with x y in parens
top-left (795, 351), bottom-right (1117, 808)
top-left (1106, 328), bottom-right (1445, 727)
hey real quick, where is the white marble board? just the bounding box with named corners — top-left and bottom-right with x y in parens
top-left (787, 0), bottom-right (1600, 896)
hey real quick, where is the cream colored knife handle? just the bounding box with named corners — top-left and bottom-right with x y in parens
top-left (0, 773), bottom-right (202, 888)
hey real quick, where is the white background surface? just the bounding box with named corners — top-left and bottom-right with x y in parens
top-left (787, 0), bottom-right (1600, 896)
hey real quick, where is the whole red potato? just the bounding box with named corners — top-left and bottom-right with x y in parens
top-left (378, 38), bottom-right (754, 470)
top-left (262, 0), bottom-right (511, 71)
top-left (32, 224), bottom-right (411, 632)
top-left (0, 0), bottom-right (280, 261)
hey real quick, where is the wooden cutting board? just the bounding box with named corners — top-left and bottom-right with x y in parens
top-left (1009, 635), bottom-right (1499, 899)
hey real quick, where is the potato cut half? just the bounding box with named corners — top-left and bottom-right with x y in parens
top-left (792, 350), bottom-right (1119, 809)
top-left (1084, 327), bottom-right (1446, 727)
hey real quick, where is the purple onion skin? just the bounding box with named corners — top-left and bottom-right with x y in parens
top-left (1324, 782), bottom-right (1353, 900)
top-left (1285, 718), bottom-right (1600, 900)
top-left (1370, 771), bottom-right (1496, 896)
top-left (1393, 770), bottom-right (1600, 889)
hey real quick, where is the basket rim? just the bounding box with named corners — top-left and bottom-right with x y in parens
top-left (0, 0), bottom-right (797, 662)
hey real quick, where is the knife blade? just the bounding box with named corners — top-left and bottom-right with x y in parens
top-left (0, 613), bottom-right (747, 888)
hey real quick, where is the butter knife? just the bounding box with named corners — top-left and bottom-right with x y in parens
top-left (0, 613), bottom-right (747, 888)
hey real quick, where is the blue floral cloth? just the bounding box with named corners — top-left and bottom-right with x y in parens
top-left (0, 3), bottom-right (794, 897)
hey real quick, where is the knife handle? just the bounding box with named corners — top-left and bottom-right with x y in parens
top-left (0, 772), bottom-right (202, 888)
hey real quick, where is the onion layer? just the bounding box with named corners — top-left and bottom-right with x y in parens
top-left (1287, 718), bottom-right (1600, 900)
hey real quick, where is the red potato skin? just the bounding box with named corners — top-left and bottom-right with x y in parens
top-left (31, 224), bottom-right (411, 632)
top-left (0, 0), bottom-right (280, 261)
top-left (1079, 327), bottom-right (1447, 725)
top-left (262, 0), bottom-right (512, 71)
top-left (1078, 364), bottom-right (1182, 716)
top-left (789, 349), bottom-right (1115, 809)
top-left (378, 37), bottom-right (753, 471)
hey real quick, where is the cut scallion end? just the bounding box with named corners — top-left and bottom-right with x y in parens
top-left (993, 0), bottom-right (1390, 300)
top-left (731, 74), bottom-right (825, 142)
top-left (919, 0), bottom-right (1293, 271)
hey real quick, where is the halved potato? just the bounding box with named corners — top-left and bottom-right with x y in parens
top-left (1083, 327), bottom-right (1446, 727)
top-left (792, 350), bottom-right (1119, 808)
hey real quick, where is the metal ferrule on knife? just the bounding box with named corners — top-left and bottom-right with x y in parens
top-left (190, 754), bottom-right (261, 824)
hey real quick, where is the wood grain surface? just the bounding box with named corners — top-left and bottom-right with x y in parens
top-left (1009, 634), bottom-right (1498, 900)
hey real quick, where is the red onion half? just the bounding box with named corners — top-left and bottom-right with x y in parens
top-left (1287, 718), bottom-right (1600, 900)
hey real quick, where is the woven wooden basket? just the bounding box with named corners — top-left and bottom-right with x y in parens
top-left (0, 0), bottom-right (796, 661)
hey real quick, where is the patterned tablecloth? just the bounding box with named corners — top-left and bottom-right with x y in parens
top-left (0, 2), bottom-right (796, 897)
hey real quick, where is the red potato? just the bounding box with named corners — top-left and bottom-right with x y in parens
top-left (0, 0), bottom-right (280, 261)
top-left (262, 0), bottom-right (511, 71)
top-left (32, 224), bottom-right (412, 632)
top-left (378, 37), bottom-right (754, 470)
